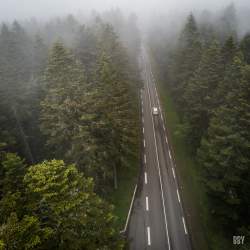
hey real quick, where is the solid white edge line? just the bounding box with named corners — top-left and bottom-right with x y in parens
top-left (144, 154), bottom-right (147, 164)
top-left (172, 168), bottom-right (176, 179)
top-left (145, 172), bottom-right (148, 184)
top-left (146, 196), bottom-right (149, 211)
top-left (147, 227), bottom-right (151, 246)
top-left (177, 189), bottom-right (181, 203)
top-left (182, 217), bottom-right (188, 235)
top-left (145, 61), bottom-right (171, 250)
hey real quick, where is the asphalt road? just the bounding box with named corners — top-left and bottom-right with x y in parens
top-left (127, 47), bottom-right (192, 250)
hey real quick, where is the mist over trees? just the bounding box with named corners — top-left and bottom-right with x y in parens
top-left (0, 10), bottom-right (140, 249)
top-left (0, 0), bottom-right (250, 249)
top-left (149, 3), bottom-right (250, 249)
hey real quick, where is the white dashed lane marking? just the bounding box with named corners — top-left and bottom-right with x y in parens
top-left (177, 189), bottom-right (181, 203)
top-left (146, 196), bottom-right (149, 211)
top-left (144, 172), bottom-right (148, 184)
top-left (182, 217), bottom-right (188, 235)
top-left (147, 227), bottom-right (151, 246)
top-left (172, 167), bottom-right (176, 179)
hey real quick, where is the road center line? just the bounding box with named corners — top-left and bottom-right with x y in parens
top-left (142, 117), bottom-right (144, 124)
top-left (143, 139), bottom-right (146, 148)
top-left (182, 217), bottom-right (188, 235)
top-left (165, 137), bottom-right (168, 144)
top-left (172, 167), bottom-right (176, 179)
top-left (146, 196), bottom-right (149, 211)
top-left (145, 60), bottom-right (171, 250)
top-left (177, 189), bottom-right (181, 203)
top-left (143, 127), bottom-right (144, 134)
top-left (147, 227), bottom-right (151, 246)
top-left (144, 154), bottom-right (147, 164)
top-left (163, 125), bottom-right (166, 131)
top-left (144, 172), bottom-right (148, 184)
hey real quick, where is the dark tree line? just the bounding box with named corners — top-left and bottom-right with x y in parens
top-left (150, 4), bottom-right (250, 249)
top-left (0, 12), bottom-right (141, 249)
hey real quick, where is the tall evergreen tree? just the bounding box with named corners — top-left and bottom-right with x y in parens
top-left (198, 57), bottom-right (250, 232)
top-left (183, 40), bottom-right (223, 150)
top-left (172, 14), bottom-right (202, 111)
top-left (240, 33), bottom-right (250, 64)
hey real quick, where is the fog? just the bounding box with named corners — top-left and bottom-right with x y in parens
top-left (1, 0), bottom-right (250, 22)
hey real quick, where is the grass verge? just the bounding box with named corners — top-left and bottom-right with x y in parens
top-left (150, 55), bottom-right (232, 250)
top-left (109, 155), bottom-right (139, 228)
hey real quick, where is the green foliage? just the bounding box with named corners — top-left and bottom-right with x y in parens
top-left (198, 63), bottom-right (250, 231)
top-left (41, 26), bottom-right (139, 191)
top-left (40, 42), bottom-right (90, 162)
top-left (240, 33), bottom-right (250, 64)
top-left (150, 9), bottom-right (250, 248)
top-left (1, 153), bottom-right (26, 195)
top-left (0, 213), bottom-right (51, 250)
top-left (74, 25), bottom-right (98, 79)
top-left (172, 14), bottom-right (202, 110)
top-left (24, 160), bottom-right (123, 250)
top-left (0, 16), bottom-right (139, 249)
top-left (183, 40), bottom-right (223, 149)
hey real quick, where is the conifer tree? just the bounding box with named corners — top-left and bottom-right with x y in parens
top-left (240, 33), bottom-right (250, 64)
top-left (172, 14), bottom-right (202, 111)
top-left (198, 58), bottom-right (250, 230)
top-left (40, 42), bottom-right (91, 163)
top-left (183, 40), bottom-right (223, 149)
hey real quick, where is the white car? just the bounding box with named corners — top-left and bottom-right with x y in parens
top-left (152, 107), bottom-right (159, 116)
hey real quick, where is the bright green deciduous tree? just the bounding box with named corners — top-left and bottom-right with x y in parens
top-left (24, 160), bottom-right (124, 250)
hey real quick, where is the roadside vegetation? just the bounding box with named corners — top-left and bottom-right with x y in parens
top-left (149, 3), bottom-right (250, 250)
top-left (0, 11), bottom-right (141, 249)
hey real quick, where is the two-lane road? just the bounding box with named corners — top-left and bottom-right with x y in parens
top-left (128, 48), bottom-right (192, 250)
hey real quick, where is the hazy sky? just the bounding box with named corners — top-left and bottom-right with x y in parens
top-left (0, 0), bottom-right (249, 21)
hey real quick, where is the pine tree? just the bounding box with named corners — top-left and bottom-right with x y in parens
top-left (240, 33), bottom-right (250, 64)
top-left (40, 42), bottom-right (91, 163)
top-left (198, 58), bottom-right (250, 230)
top-left (221, 36), bottom-right (238, 70)
top-left (183, 40), bottom-right (223, 149)
top-left (218, 3), bottom-right (238, 42)
top-left (74, 25), bottom-right (98, 79)
top-left (172, 14), bottom-right (202, 111)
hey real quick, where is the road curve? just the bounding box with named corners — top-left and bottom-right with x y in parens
top-left (127, 47), bottom-right (192, 250)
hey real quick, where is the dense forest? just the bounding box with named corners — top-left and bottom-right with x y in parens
top-left (0, 11), bottom-right (141, 249)
top-left (149, 3), bottom-right (250, 249)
